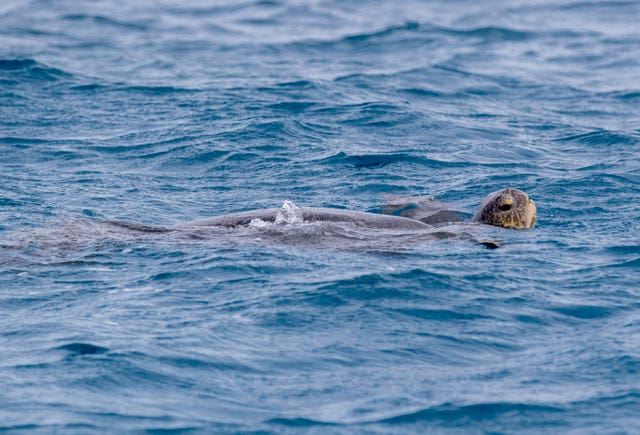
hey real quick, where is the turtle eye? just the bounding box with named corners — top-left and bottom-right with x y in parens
top-left (498, 203), bottom-right (512, 211)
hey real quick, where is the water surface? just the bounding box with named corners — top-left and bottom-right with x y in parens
top-left (1, 0), bottom-right (639, 432)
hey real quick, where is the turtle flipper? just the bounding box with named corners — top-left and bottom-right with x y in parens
top-left (478, 240), bottom-right (501, 249)
top-left (380, 195), bottom-right (466, 225)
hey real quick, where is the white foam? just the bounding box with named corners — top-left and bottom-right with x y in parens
top-left (248, 218), bottom-right (269, 228)
top-left (275, 200), bottom-right (304, 225)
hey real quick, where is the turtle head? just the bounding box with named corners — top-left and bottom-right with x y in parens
top-left (472, 188), bottom-right (536, 229)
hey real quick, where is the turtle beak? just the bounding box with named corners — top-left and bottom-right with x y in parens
top-left (526, 199), bottom-right (537, 228)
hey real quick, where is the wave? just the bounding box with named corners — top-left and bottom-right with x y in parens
top-left (610, 91), bottom-right (640, 100)
top-left (87, 134), bottom-right (200, 156)
top-left (317, 151), bottom-right (472, 169)
top-left (0, 423), bottom-right (102, 432)
top-left (550, 304), bottom-right (615, 320)
top-left (55, 342), bottom-right (109, 356)
top-left (0, 59), bottom-right (202, 94)
top-left (0, 58), bottom-right (73, 82)
top-left (117, 85), bottom-right (197, 95)
top-left (266, 401), bottom-right (564, 429)
top-left (293, 22), bottom-right (534, 50)
top-left (266, 417), bottom-right (337, 427)
top-left (267, 101), bottom-right (317, 113)
top-left (554, 130), bottom-right (639, 147)
top-left (62, 14), bottom-right (149, 31)
top-left (380, 402), bottom-right (564, 425)
top-left (556, 0), bottom-right (639, 12)
top-left (214, 119), bottom-right (335, 143)
top-left (0, 136), bottom-right (51, 145)
top-left (607, 257), bottom-right (640, 268)
top-left (68, 83), bottom-right (199, 94)
top-left (440, 25), bottom-right (534, 42)
top-left (340, 21), bottom-right (422, 44)
top-left (392, 307), bottom-right (491, 321)
top-left (316, 268), bottom-right (453, 295)
top-left (257, 79), bottom-right (319, 91)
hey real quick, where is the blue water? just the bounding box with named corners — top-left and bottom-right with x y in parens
top-left (1, 0), bottom-right (639, 432)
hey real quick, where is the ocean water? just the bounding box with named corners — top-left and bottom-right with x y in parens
top-left (1, 0), bottom-right (639, 432)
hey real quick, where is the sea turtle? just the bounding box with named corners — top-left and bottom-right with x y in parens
top-left (177, 187), bottom-right (536, 231)
top-left (100, 188), bottom-right (535, 250)
top-left (5, 188), bottom-right (535, 256)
